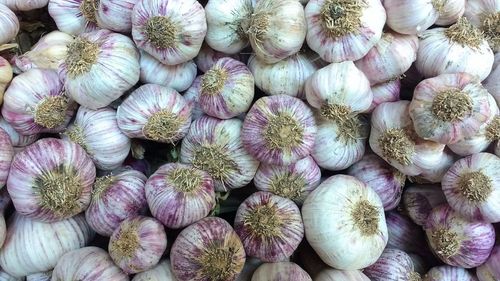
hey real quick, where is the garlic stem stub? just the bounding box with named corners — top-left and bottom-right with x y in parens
top-left (251, 262), bottom-right (312, 281)
top-left (132, 259), bottom-right (176, 281)
top-left (96, 0), bottom-right (139, 33)
top-left (403, 184), bottom-right (447, 226)
top-left (0, 0), bottom-right (48, 11)
top-left (422, 265), bottom-right (478, 281)
top-left (315, 268), bottom-right (370, 281)
top-left (363, 248), bottom-right (421, 281)
top-left (0, 56), bottom-right (13, 105)
top-left (476, 245), bottom-right (500, 281)
top-left (0, 4), bottom-right (19, 45)
top-left (383, 0), bottom-right (440, 35)
top-left (464, 0), bottom-right (500, 52)
top-left (48, 0), bottom-right (100, 35)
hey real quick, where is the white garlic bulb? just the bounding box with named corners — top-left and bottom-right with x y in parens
top-left (96, 0), bottom-right (139, 33)
top-left (464, 0), bottom-right (499, 52)
top-left (0, 3), bottom-right (19, 45)
top-left (48, 0), bottom-right (100, 35)
top-left (0, 0), bottom-right (47, 11)
top-left (435, 0), bottom-right (466, 26)
top-left (0, 56), bottom-right (13, 104)
top-left (384, 0), bottom-right (440, 35)
top-left (484, 53), bottom-right (499, 106)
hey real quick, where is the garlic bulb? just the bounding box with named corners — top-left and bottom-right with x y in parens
top-left (305, 0), bottom-right (385, 62)
top-left (199, 57), bottom-right (254, 119)
top-left (435, 0), bottom-right (466, 25)
top-left (254, 156), bottom-right (321, 205)
top-left (26, 271), bottom-right (52, 281)
top-left (0, 117), bottom-right (38, 148)
top-left (354, 32), bottom-right (419, 85)
top-left (131, 0), bottom-right (206, 65)
top-left (0, 4), bottom-right (19, 45)
top-left (386, 211), bottom-right (430, 257)
top-left (0, 213), bottom-right (94, 277)
top-left (145, 163), bottom-right (215, 229)
top-left (117, 84), bottom-right (192, 143)
top-left (139, 51), bottom-right (196, 92)
top-left (59, 29), bottom-right (140, 109)
top-left (251, 262), bottom-right (311, 281)
top-left (170, 217), bottom-right (245, 281)
top-left (409, 73), bottom-right (492, 144)
top-left (477, 245), bottom-right (500, 281)
top-left (7, 138), bottom-right (96, 222)
top-left (0, 56), bottom-right (12, 104)
top-left (383, 0), bottom-right (440, 35)
top-left (195, 43), bottom-right (247, 73)
top-left (234, 191), bottom-right (304, 262)
top-left (132, 260), bottom-right (176, 281)
top-left (413, 149), bottom-right (456, 183)
top-left (85, 169), bottom-right (147, 236)
top-left (182, 76), bottom-right (203, 121)
top-left (424, 204), bottom-right (495, 268)
top-left (484, 53), bottom-right (499, 105)
top-left (302, 175), bottom-right (388, 270)
top-left (364, 248), bottom-right (421, 281)
top-left (416, 18), bottom-right (494, 81)
top-left (96, 0), bottom-right (139, 33)
top-left (423, 266), bottom-right (478, 281)
top-left (315, 269), bottom-right (370, 281)
top-left (0, 0), bottom-right (48, 11)
top-left (52, 247), bottom-right (128, 281)
top-left (242, 95), bottom-right (317, 166)
top-left (0, 128), bottom-right (12, 189)
top-left (48, 0), bottom-right (100, 35)
top-left (464, 0), bottom-right (499, 52)
top-left (14, 31), bottom-right (73, 72)
top-left (109, 216), bottom-right (167, 274)
top-left (403, 184), bottom-right (447, 226)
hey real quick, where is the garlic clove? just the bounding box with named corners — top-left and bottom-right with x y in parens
top-left (367, 79), bottom-right (401, 113)
top-left (464, 0), bottom-right (499, 52)
top-left (96, 0), bottom-right (139, 33)
top-left (48, 0), bottom-right (100, 35)
top-left (132, 259), bottom-right (176, 281)
top-left (403, 184), bottom-right (447, 226)
top-left (315, 269), bottom-right (370, 281)
top-left (423, 266), bottom-right (478, 281)
top-left (0, 4), bottom-right (19, 45)
top-left (384, 0), bottom-right (440, 35)
top-left (251, 262), bottom-right (311, 281)
top-left (435, 0), bottom-right (466, 26)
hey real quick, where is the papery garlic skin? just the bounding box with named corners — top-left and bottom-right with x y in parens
top-left (484, 53), bottom-right (499, 105)
top-left (0, 128), bottom-right (13, 189)
top-left (384, 0), bottom-right (439, 35)
top-left (0, 56), bottom-right (13, 104)
top-left (182, 76), bottom-right (203, 121)
top-left (0, 4), bottom-right (19, 45)
top-left (305, 0), bottom-right (385, 62)
top-left (132, 260), bottom-right (176, 281)
top-left (48, 0), bottom-right (99, 35)
top-left (0, 118), bottom-right (38, 148)
top-left (364, 248), bottom-right (420, 281)
top-left (96, 0), bottom-right (139, 33)
top-left (464, 0), bottom-right (499, 52)
top-left (0, 213), bottom-right (94, 277)
top-left (415, 149), bottom-right (456, 183)
top-left (477, 245), bottom-right (500, 281)
top-left (59, 29), bottom-right (140, 109)
top-left (26, 271), bottom-right (52, 281)
top-left (386, 211), bottom-right (430, 258)
top-left (0, 0), bottom-right (47, 11)
top-left (251, 262), bottom-right (311, 281)
top-left (302, 175), bottom-right (388, 270)
top-left (403, 184), bottom-right (447, 226)
top-left (52, 247), bottom-right (128, 281)
top-left (435, 0), bottom-right (466, 25)
top-left (423, 266), bottom-right (478, 281)
top-left (368, 79), bottom-right (401, 113)
top-left (195, 43), bottom-right (247, 73)
top-left (315, 269), bottom-right (370, 281)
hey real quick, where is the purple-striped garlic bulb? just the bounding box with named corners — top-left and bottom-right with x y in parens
top-left (435, 0), bottom-right (466, 25)
top-left (132, 259), bottom-right (176, 281)
top-left (199, 57), bottom-right (254, 119)
top-left (242, 95), bottom-right (317, 165)
top-left (117, 84), bottom-right (192, 143)
top-left (423, 266), bottom-right (478, 281)
top-left (0, 0), bottom-right (47, 11)
top-left (305, 0), bottom-right (385, 63)
top-left (59, 29), bottom-right (140, 109)
top-left (347, 154), bottom-right (406, 211)
top-left (368, 79), bottom-right (401, 113)
top-left (0, 56), bottom-right (13, 102)
top-left (0, 213), bottom-right (94, 277)
top-left (234, 191), bottom-right (304, 262)
top-left (464, 0), bottom-right (499, 52)
top-left (52, 247), bottom-right (128, 281)
top-left (7, 138), bottom-right (96, 222)
top-left (145, 163), bottom-right (215, 229)
top-left (315, 269), bottom-right (370, 281)
top-left (1, 69), bottom-right (77, 135)
top-left (85, 169), bottom-right (147, 236)
top-left (254, 156), bottom-right (321, 205)
top-left (251, 262), bottom-right (311, 281)
top-left (181, 116), bottom-right (258, 192)
top-left (48, 0), bottom-right (100, 35)
top-left (194, 43), bottom-right (246, 73)
top-left (383, 0), bottom-right (440, 35)
top-left (132, 0), bottom-right (206, 65)
top-left (385, 211), bottom-right (428, 257)
top-left (183, 76), bottom-right (203, 121)
top-left (0, 118), bottom-right (38, 149)
top-left (0, 4), bottom-right (19, 45)
top-left (0, 128), bottom-right (13, 189)
top-left (170, 217), bottom-right (245, 281)
top-left (403, 184), bottom-right (447, 226)
top-left (364, 248), bottom-right (421, 281)
top-left (424, 204), bottom-right (495, 268)
top-left (477, 245), bottom-right (500, 281)
top-left (441, 152), bottom-right (500, 222)
top-left (109, 216), bottom-right (167, 274)
top-left (96, 0), bottom-right (139, 33)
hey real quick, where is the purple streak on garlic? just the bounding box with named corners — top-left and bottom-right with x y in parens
top-left (85, 169), bottom-right (147, 236)
top-left (0, 0), bottom-right (47, 11)
top-left (403, 184), bottom-right (447, 226)
top-left (182, 76), bottom-right (203, 122)
top-left (117, 84), bottom-right (192, 143)
top-left (0, 4), bottom-right (19, 45)
top-left (423, 266), bottom-right (478, 281)
top-left (26, 271), bottom-right (52, 281)
top-left (424, 204), bottom-right (495, 268)
top-left (132, 259), bottom-right (176, 281)
top-left (435, 0), bottom-right (466, 25)
top-left (364, 248), bottom-right (421, 281)
top-left (234, 191), bottom-right (304, 262)
top-left (0, 56), bottom-right (12, 100)
top-left (464, 0), bottom-right (499, 52)
top-left (0, 213), bottom-right (95, 277)
top-left (0, 129), bottom-right (12, 189)
top-left (109, 216), bottom-right (167, 274)
top-left (170, 217), bottom-right (246, 281)
top-left (58, 29), bottom-right (140, 109)
top-left (484, 53), bottom-right (499, 106)
top-left (385, 211), bottom-right (429, 258)
top-left (199, 57), bottom-right (254, 119)
top-left (242, 95), bottom-right (316, 165)
top-left (383, 0), bottom-right (440, 35)
top-left (315, 269), bottom-right (370, 281)
top-left (0, 118), bottom-right (38, 148)
top-left (7, 138), bottom-right (96, 222)
top-left (96, 0), bottom-right (139, 33)
top-left (52, 247), bottom-right (128, 281)
top-left (195, 43), bottom-right (247, 73)
top-left (48, 0), bottom-right (100, 35)
top-left (145, 163), bottom-right (215, 229)
top-left (305, 0), bottom-right (385, 63)
top-left (477, 245), bottom-right (500, 281)
top-left (251, 262), bottom-right (311, 281)
top-left (368, 79), bottom-right (401, 113)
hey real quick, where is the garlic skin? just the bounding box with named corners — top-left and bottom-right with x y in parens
top-left (0, 4), bottom-right (19, 45)
top-left (383, 0), bottom-right (439, 35)
top-left (386, 211), bottom-right (430, 257)
top-left (48, 0), bottom-right (99, 35)
top-left (170, 217), bottom-right (246, 281)
top-left (0, 117), bottom-right (38, 148)
top-left (403, 184), bottom-right (447, 226)
top-left (364, 248), bottom-right (421, 281)
top-left (0, 129), bottom-right (13, 190)
top-left (0, 0), bottom-right (47, 11)
top-left (96, 0), bottom-right (139, 33)
top-left (182, 76), bottom-right (203, 121)
top-left (368, 79), bottom-right (401, 113)
top-left (423, 266), bottom-right (478, 281)
top-left (302, 175), bottom-right (388, 270)
top-left (0, 56), bottom-right (13, 103)
top-left (315, 269), bottom-right (370, 281)
top-left (52, 247), bottom-right (128, 281)
top-left (7, 138), bottom-right (96, 222)
top-left (132, 260), bottom-right (176, 281)
top-left (251, 262), bottom-right (311, 281)
top-left (132, 0), bottom-right (206, 65)
top-left (59, 29), bottom-right (140, 109)
top-left (117, 84), bottom-right (192, 143)
top-left (195, 43), bottom-right (247, 73)
top-left (415, 149), bottom-right (455, 183)
top-left (435, 0), bottom-right (466, 25)
top-left (477, 245), bottom-right (500, 281)
top-left (305, 0), bottom-right (385, 63)
top-left (139, 51), bottom-right (197, 92)
top-left (416, 18), bottom-right (494, 81)
top-left (26, 271), bottom-right (52, 281)
top-left (0, 270), bottom-right (22, 281)
top-left (199, 57), bottom-right (254, 119)
top-left (464, 0), bottom-right (499, 52)
top-left (0, 213), bottom-right (94, 277)
top-left (484, 53), bottom-right (499, 106)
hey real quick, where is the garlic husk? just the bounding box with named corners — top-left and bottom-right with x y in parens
top-left (59, 29), bottom-right (140, 109)
top-left (423, 266), bottom-right (478, 281)
top-left (364, 248), bottom-right (421, 281)
top-left (424, 204), bottom-right (495, 268)
top-left (0, 0), bottom-right (47, 11)
top-left (0, 56), bottom-right (13, 103)
top-left (85, 169), bottom-right (147, 236)
top-left (195, 43), bottom-right (247, 73)
top-left (182, 76), bottom-right (203, 121)
top-left (52, 247), bottom-right (128, 281)
top-left (315, 269), bottom-right (370, 281)
top-left (354, 32), bottom-right (418, 85)
top-left (199, 57), bottom-right (254, 119)
top-left (0, 4), bottom-right (19, 45)
top-left (139, 51), bottom-right (197, 92)
top-left (7, 138), bottom-right (96, 222)
top-left (131, 0), bottom-right (206, 65)
top-left (403, 184), bottom-right (447, 226)
top-left (170, 217), bottom-right (246, 281)
top-left (48, 0), bottom-right (100, 35)
top-left (412, 149), bottom-right (456, 184)
top-left (302, 175), bottom-right (388, 270)
top-left (0, 128), bottom-right (13, 189)
top-left (484, 53), bottom-right (499, 106)
top-left (305, 0), bottom-right (385, 62)
top-left (14, 31), bottom-right (74, 72)
top-left (117, 84), bottom-right (192, 143)
top-left (477, 245), bottom-right (500, 281)
top-left (251, 262), bottom-right (311, 281)
top-left (236, 258), bottom-right (263, 281)
top-left (109, 216), bottom-right (167, 274)
top-left (435, 0), bottom-right (466, 25)
top-left (254, 156), bottom-right (321, 205)
top-left (386, 211), bottom-right (430, 258)
top-left (383, 0), bottom-right (439, 35)
top-left (234, 191), bottom-right (304, 262)
top-left (416, 18), bottom-right (494, 81)
top-left (242, 95), bottom-right (317, 166)
top-left (464, 0), bottom-right (499, 52)
top-left (370, 80), bottom-right (403, 111)
top-left (0, 117), bottom-right (38, 148)
top-left (347, 154), bottom-right (405, 211)
top-left (96, 0), bottom-right (139, 33)
top-left (0, 213), bottom-right (94, 277)
top-left (132, 260), bottom-right (176, 281)
top-left (145, 163), bottom-right (215, 229)
top-left (26, 271), bottom-right (51, 281)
